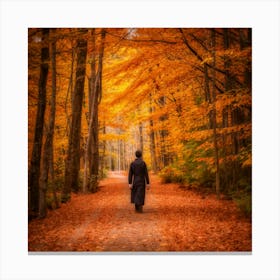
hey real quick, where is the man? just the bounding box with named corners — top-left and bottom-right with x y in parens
top-left (128, 150), bottom-right (150, 213)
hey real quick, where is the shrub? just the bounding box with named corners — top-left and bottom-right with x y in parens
top-left (99, 168), bottom-right (108, 179)
top-left (46, 192), bottom-right (61, 210)
top-left (234, 193), bottom-right (252, 218)
top-left (159, 165), bottom-right (186, 184)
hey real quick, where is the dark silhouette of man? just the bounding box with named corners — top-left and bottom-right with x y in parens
top-left (128, 150), bottom-right (150, 213)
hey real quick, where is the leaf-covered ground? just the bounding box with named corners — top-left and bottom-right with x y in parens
top-left (28, 172), bottom-right (251, 252)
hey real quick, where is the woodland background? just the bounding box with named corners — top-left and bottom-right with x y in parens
top-left (28, 28), bottom-right (251, 219)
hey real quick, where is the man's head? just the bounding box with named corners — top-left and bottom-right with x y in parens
top-left (135, 150), bottom-right (142, 158)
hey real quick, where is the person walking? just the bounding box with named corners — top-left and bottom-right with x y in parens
top-left (128, 150), bottom-right (150, 213)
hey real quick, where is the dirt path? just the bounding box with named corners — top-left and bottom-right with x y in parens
top-left (28, 172), bottom-right (251, 252)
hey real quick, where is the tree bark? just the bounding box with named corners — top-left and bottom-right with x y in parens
top-left (83, 28), bottom-right (105, 193)
top-left (158, 96), bottom-right (168, 168)
top-left (139, 122), bottom-right (144, 153)
top-left (88, 29), bottom-right (96, 180)
top-left (29, 28), bottom-right (49, 216)
top-left (239, 28), bottom-right (252, 90)
top-left (62, 29), bottom-right (88, 201)
top-left (64, 40), bottom-right (75, 137)
top-left (49, 143), bottom-right (59, 209)
top-left (100, 124), bottom-right (106, 178)
top-left (82, 30), bottom-right (96, 192)
top-left (222, 28), bottom-right (231, 192)
top-left (149, 93), bottom-right (157, 172)
top-left (39, 30), bottom-right (57, 218)
top-left (210, 29), bottom-right (220, 199)
top-left (90, 29), bottom-right (105, 191)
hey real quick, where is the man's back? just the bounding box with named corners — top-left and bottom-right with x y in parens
top-left (129, 157), bottom-right (149, 187)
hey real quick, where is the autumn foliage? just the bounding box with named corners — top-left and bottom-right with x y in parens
top-left (28, 28), bottom-right (251, 251)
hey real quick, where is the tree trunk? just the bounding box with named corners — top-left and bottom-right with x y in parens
top-left (39, 30), bottom-right (57, 218)
top-left (149, 94), bottom-right (157, 172)
top-left (92, 29), bottom-right (106, 191)
top-left (64, 40), bottom-right (75, 137)
top-left (49, 143), bottom-right (59, 209)
top-left (83, 28), bottom-right (105, 193)
top-left (204, 64), bottom-right (211, 103)
top-left (239, 28), bottom-right (252, 90)
top-left (210, 29), bottom-right (220, 199)
top-left (100, 124), bottom-right (106, 178)
top-left (82, 29), bottom-right (96, 193)
top-left (139, 122), bottom-right (144, 152)
top-left (222, 28), bottom-right (231, 193)
top-left (88, 29), bottom-right (96, 182)
top-left (158, 96), bottom-right (168, 168)
top-left (62, 29), bottom-right (88, 201)
top-left (29, 28), bottom-right (49, 216)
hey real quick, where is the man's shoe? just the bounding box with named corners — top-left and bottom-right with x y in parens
top-left (135, 205), bottom-right (143, 213)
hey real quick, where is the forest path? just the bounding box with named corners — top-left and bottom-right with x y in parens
top-left (28, 172), bottom-right (251, 252)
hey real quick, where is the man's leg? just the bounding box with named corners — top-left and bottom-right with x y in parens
top-left (135, 204), bottom-right (143, 212)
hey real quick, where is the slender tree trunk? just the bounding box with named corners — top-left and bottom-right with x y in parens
top-left (210, 29), bottom-right (220, 199)
top-left (139, 122), bottom-right (144, 152)
top-left (39, 30), bottom-right (57, 218)
top-left (82, 66), bottom-right (98, 192)
top-left (117, 138), bottom-right (121, 172)
top-left (90, 78), bottom-right (100, 190)
top-left (149, 93), bottom-right (157, 172)
top-left (29, 28), bottom-right (49, 216)
top-left (204, 64), bottom-right (211, 103)
top-left (222, 28), bottom-right (231, 193)
top-left (64, 41), bottom-right (75, 137)
top-left (82, 30), bottom-right (96, 192)
top-left (91, 29), bottom-right (106, 191)
top-left (100, 124), bottom-right (106, 178)
top-left (49, 144), bottom-right (59, 209)
top-left (158, 96), bottom-right (168, 168)
top-left (88, 29), bottom-right (96, 181)
top-left (62, 30), bottom-right (88, 201)
top-left (123, 140), bottom-right (127, 171)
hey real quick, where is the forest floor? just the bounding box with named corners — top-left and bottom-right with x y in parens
top-left (28, 172), bottom-right (252, 252)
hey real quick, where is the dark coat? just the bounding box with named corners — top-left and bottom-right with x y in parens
top-left (128, 158), bottom-right (150, 206)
